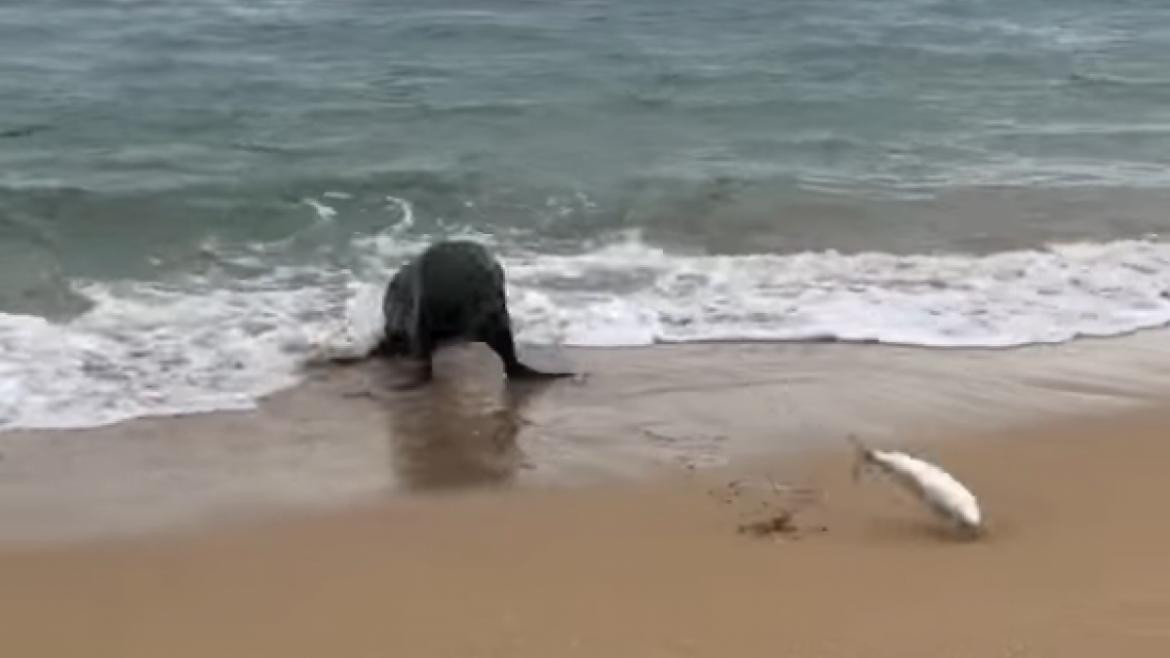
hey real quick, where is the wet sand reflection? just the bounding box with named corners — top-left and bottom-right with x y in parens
top-left (381, 345), bottom-right (553, 491)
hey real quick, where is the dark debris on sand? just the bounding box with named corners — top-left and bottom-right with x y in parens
top-left (709, 478), bottom-right (828, 541)
top-left (737, 512), bottom-right (796, 537)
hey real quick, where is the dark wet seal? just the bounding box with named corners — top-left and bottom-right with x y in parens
top-left (373, 240), bottom-right (575, 386)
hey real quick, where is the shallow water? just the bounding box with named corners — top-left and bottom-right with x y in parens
top-left (5, 0), bottom-right (1170, 428)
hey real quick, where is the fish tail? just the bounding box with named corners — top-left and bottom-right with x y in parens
top-left (845, 434), bottom-right (871, 482)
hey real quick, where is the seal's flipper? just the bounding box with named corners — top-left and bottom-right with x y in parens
top-left (507, 361), bottom-right (573, 380)
top-left (478, 317), bottom-right (528, 376)
top-left (509, 360), bottom-right (576, 379)
top-left (479, 317), bottom-right (573, 380)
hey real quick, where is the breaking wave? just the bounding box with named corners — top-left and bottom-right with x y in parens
top-left (4, 224), bottom-right (1170, 430)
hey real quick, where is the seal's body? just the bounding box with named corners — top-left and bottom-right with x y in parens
top-left (377, 240), bottom-right (555, 379)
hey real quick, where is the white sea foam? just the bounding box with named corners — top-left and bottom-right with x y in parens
top-left (3, 234), bottom-right (1170, 430)
top-left (498, 237), bottom-right (1170, 348)
top-left (0, 270), bottom-right (344, 430)
top-left (384, 195), bottom-right (415, 234)
top-left (302, 197), bottom-right (338, 221)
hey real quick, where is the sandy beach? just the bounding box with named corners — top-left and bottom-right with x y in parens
top-left (4, 337), bottom-right (1170, 541)
top-left (9, 0), bottom-right (1170, 655)
top-left (2, 339), bottom-right (1170, 656)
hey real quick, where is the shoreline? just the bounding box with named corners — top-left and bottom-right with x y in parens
top-left (3, 337), bottom-right (1170, 654)
top-left (4, 335), bottom-right (1170, 542)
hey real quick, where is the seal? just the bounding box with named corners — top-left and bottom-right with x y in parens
top-left (375, 240), bottom-right (570, 381)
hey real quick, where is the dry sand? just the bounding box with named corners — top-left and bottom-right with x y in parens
top-left (2, 341), bottom-right (1170, 656)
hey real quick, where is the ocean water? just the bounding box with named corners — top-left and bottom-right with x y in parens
top-left (4, 0), bottom-right (1170, 429)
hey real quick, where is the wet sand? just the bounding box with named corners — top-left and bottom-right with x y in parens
top-left (2, 339), bottom-right (1170, 656)
top-left (4, 337), bottom-right (1170, 541)
top-left (3, 404), bottom-right (1170, 656)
